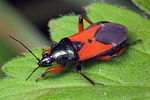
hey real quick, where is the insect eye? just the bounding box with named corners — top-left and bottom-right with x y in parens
top-left (42, 50), bottom-right (51, 57)
top-left (43, 54), bottom-right (49, 58)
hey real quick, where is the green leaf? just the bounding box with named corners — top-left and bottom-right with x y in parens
top-left (132, 0), bottom-right (150, 14)
top-left (1, 3), bottom-right (150, 100)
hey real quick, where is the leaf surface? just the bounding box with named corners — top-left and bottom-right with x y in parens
top-left (1, 3), bottom-right (150, 100)
top-left (132, 0), bottom-right (150, 14)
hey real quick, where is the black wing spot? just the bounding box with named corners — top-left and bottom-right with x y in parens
top-left (87, 39), bottom-right (92, 43)
top-left (72, 41), bottom-right (84, 51)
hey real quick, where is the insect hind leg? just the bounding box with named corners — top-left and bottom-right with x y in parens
top-left (127, 39), bottom-right (143, 46)
top-left (76, 63), bottom-right (104, 86)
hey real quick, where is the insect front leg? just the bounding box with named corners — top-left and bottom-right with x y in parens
top-left (49, 39), bottom-right (58, 49)
top-left (76, 62), bottom-right (104, 86)
top-left (36, 65), bottom-right (65, 82)
top-left (42, 39), bottom-right (58, 54)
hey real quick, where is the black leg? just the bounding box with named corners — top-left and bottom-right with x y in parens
top-left (49, 38), bottom-right (58, 49)
top-left (127, 39), bottom-right (143, 46)
top-left (76, 63), bottom-right (104, 86)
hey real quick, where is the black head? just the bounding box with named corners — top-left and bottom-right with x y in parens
top-left (38, 50), bottom-right (53, 67)
top-left (26, 50), bottom-right (54, 81)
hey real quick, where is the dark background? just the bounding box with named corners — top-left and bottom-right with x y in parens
top-left (6, 0), bottom-right (150, 39)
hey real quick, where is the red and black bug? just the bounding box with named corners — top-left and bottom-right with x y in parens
top-left (9, 15), bottom-right (141, 85)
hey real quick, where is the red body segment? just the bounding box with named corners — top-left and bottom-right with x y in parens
top-left (78, 41), bottom-right (113, 61)
top-left (69, 24), bottom-right (114, 61)
top-left (69, 25), bottom-right (100, 42)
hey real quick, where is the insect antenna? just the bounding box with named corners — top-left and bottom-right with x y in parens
top-left (9, 35), bottom-right (40, 61)
top-left (26, 66), bottom-right (40, 81)
top-left (9, 36), bottom-right (42, 81)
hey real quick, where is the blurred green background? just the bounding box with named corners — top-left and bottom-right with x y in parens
top-left (0, 0), bottom-right (149, 78)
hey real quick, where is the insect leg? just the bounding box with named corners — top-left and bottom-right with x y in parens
top-left (78, 15), bottom-right (94, 32)
top-left (98, 47), bottom-right (126, 60)
top-left (49, 39), bottom-right (58, 49)
top-left (80, 15), bottom-right (93, 25)
top-left (36, 65), bottom-right (65, 82)
top-left (76, 63), bottom-right (104, 86)
top-left (127, 39), bottom-right (143, 46)
top-left (42, 39), bottom-right (57, 54)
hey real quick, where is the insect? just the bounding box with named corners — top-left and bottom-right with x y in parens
top-left (9, 15), bottom-right (141, 85)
